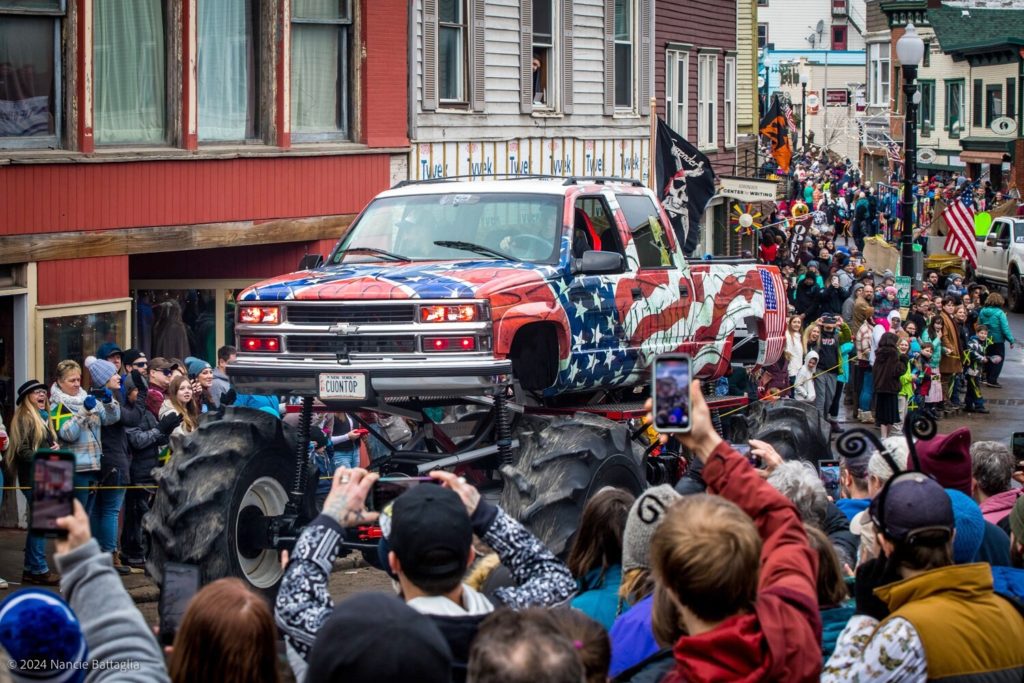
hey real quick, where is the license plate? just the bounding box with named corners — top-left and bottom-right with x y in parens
top-left (318, 373), bottom-right (367, 400)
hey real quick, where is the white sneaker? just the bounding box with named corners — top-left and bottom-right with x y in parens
top-left (0, 578), bottom-right (8, 590)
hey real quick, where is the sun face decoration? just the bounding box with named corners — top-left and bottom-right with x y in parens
top-left (731, 203), bottom-right (764, 235)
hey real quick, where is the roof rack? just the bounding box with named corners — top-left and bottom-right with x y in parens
top-left (562, 176), bottom-right (644, 187)
top-left (392, 173), bottom-right (568, 189)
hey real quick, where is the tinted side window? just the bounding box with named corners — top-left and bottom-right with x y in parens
top-left (617, 194), bottom-right (674, 268)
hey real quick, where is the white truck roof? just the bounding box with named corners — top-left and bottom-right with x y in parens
top-left (376, 177), bottom-right (648, 198)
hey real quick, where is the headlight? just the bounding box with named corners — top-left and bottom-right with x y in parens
top-left (419, 304), bottom-right (478, 323)
top-left (238, 306), bottom-right (281, 324)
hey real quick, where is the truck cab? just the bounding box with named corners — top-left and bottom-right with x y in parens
top-left (228, 177), bottom-right (786, 404)
top-left (976, 217), bottom-right (1024, 312)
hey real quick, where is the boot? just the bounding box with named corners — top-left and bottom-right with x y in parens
top-left (112, 553), bottom-right (131, 576)
top-left (860, 410), bottom-right (874, 424)
top-left (21, 570), bottom-right (60, 586)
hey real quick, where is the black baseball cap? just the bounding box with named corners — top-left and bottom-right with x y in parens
top-left (821, 314), bottom-right (838, 325)
top-left (870, 472), bottom-right (954, 543)
top-left (388, 485), bottom-right (472, 583)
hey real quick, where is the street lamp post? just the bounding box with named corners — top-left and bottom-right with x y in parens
top-left (800, 72), bottom-right (809, 150)
top-left (897, 23), bottom-right (925, 286)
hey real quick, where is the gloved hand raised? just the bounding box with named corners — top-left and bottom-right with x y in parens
top-left (130, 370), bottom-right (148, 400)
top-left (100, 388), bottom-right (113, 403)
top-left (157, 412), bottom-right (184, 436)
top-left (83, 395), bottom-right (98, 411)
top-left (222, 388), bottom-right (237, 406)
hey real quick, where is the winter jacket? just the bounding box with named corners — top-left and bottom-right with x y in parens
top-left (571, 564), bottom-right (623, 631)
top-left (820, 603), bottom-right (855, 662)
top-left (144, 384), bottom-right (165, 419)
top-left (98, 396), bottom-right (131, 482)
top-left (837, 341), bottom-right (855, 384)
top-left (785, 332), bottom-right (804, 378)
top-left (939, 311), bottom-right (963, 373)
top-left (978, 306), bottom-right (1015, 344)
top-left (609, 594), bottom-right (658, 677)
top-left (613, 649), bottom-right (674, 683)
top-left (50, 383), bottom-right (119, 472)
top-left (835, 497), bottom-right (870, 523)
top-left (662, 442), bottom-right (822, 683)
top-left (820, 286), bottom-right (846, 316)
top-left (122, 400), bottom-right (168, 484)
top-left (824, 502), bottom-right (859, 570)
top-left (824, 563), bottom-right (1024, 681)
top-left (276, 503), bottom-right (576, 682)
top-left (965, 334), bottom-right (990, 376)
top-left (56, 539), bottom-right (170, 682)
top-left (794, 352), bottom-right (818, 403)
top-left (210, 368), bottom-right (231, 407)
top-left (872, 336), bottom-right (905, 394)
top-left (158, 399), bottom-right (194, 440)
top-left (980, 489), bottom-right (1024, 527)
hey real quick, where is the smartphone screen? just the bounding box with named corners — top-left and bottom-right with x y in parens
top-left (1012, 432), bottom-right (1024, 460)
top-left (370, 476), bottom-right (439, 511)
top-left (30, 451), bottom-right (75, 536)
top-left (652, 354), bottom-right (691, 433)
top-left (159, 562), bottom-right (201, 646)
top-left (818, 460), bottom-right (841, 501)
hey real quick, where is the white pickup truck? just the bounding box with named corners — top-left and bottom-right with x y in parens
top-left (975, 216), bottom-right (1024, 312)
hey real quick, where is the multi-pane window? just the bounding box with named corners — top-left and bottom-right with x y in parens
top-left (665, 49), bottom-right (688, 137)
top-left (757, 24), bottom-right (768, 50)
top-left (439, 0), bottom-right (466, 103)
top-left (918, 80), bottom-right (934, 133)
top-left (291, 0), bottom-right (352, 138)
top-left (94, 0), bottom-right (167, 145)
top-left (614, 0), bottom-right (633, 108)
top-left (946, 80), bottom-right (963, 137)
top-left (697, 53), bottom-right (717, 149)
top-left (0, 0), bottom-right (63, 148)
top-left (532, 0), bottom-right (554, 107)
top-left (724, 56), bottom-right (735, 148)
top-left (868, 43), bottom-right (890, 107)
top-left (198, 0), bottom-right (259, 141)
top-left (1007, 78), bottom-right (1016, 119)
top-left (986, 84), bottom-right (1002, 126)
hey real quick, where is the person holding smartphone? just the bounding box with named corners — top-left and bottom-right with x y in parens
top-left (329, 412), bottom-right (365, 470)
top-left (50, 359), bottom-right (119, 516)
top-left (8, 380), bottom-right (61, 586)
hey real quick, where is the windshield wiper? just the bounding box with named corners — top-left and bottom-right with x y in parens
top-left (434, 240), bottom-right (521, 262)
top-left (337, 247), bottom-right (411, 262)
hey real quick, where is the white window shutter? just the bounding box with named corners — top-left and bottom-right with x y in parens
top-left (423, 0), bottom-right (439, 111)
top-left (638, 0), bottom-right (651, 115)
top-left (562, 0), bottom-right (574, 114)
top-left (471, 0), bottom-right (486, 111)
top-left (603, 0), bottom-right (615, 115)
top-left (520, 0), bottom-right (534, 113)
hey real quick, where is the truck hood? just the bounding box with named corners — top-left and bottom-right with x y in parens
top-left (239, 260), bottom-right (564, 301)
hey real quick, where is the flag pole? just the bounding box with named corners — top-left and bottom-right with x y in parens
top-left (648, 97), bottom-right (657, 191)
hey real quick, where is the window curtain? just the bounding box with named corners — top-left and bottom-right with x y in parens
top-left (93, 0), bottom-right (166, 144)
top-left (0, 15), bottom-right (55, 137)
top-left (198, 0), bottom-right (255, 141)
top-left (290, 24), bottom-right (339, 134)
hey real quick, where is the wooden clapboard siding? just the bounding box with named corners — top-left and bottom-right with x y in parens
top-left (737, 0), bottom-right (757, 133)
top-left (0, 154), bottom-right (389, 237)
top-left (654, 0), bottom-right (736, 173)
top-left (758, 0), bottom-right (866, 51)
top-left (413, 0), bottom-right (650, 143)
top-left (128, 241), bottom-right (336, 280)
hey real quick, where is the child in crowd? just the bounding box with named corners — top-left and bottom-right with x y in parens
top-left (964, 325), bottom-right (991, 414)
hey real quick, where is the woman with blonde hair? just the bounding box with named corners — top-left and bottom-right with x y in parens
top-left (169, 577), bottom-right (281, 683)
top-left (160, 375), bottom-right (199, 438)
top-left (785, 315), bottom-right (805, 395)
top-left (7, 380), bottom-right (60, 586)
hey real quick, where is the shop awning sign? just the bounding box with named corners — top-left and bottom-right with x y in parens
top-left (717, 176), bottom-right (779, 202)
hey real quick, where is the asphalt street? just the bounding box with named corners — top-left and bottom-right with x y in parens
top-left (0, 311), bottom-right (1021, 615)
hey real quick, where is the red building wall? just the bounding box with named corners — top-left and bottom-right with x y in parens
top-left (38, 256), bottom-right (129, 306)
top-left (654, 0), bottom-right (737, 176)
top-left (362, 0), bottom-right (409, 148)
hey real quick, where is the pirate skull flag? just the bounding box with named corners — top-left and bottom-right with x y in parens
top-left (655, 118), bottom-right (716, 257)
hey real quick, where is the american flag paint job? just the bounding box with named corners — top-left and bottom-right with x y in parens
top-left (239, 185), bottom-right (786, 395)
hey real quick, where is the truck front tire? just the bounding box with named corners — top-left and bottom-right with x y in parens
top-left (1009, 273), bottom-right (1024, 313)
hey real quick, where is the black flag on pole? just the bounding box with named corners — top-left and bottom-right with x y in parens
top-left (655, 118), bottom-right (716, 256)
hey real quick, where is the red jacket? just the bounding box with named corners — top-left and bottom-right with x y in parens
top-left (665, 442), bottom-right (822, 683)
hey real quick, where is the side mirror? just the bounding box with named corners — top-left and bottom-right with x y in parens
top-left (298, 254), bottom-right (324, 271)
top-left (572, 250), bottom-right (624, 275)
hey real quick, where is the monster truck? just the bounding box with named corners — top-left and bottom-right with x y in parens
top-left (145, 175), bottom-right (807, 594)
top-left (973, 216), bottom-right (1024, 312)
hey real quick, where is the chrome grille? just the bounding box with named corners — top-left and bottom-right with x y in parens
top-left (286, 304), bottom-right (417, 325)
top-left (285, 335), bottom-right (418, 355)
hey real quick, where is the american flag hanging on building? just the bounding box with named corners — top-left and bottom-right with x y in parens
top-left (943, 185), bottom-right (978, 267)
top-left (781, 99), bottom-right (797, 133)
top-left (886, 140), bottom-right (903, 165)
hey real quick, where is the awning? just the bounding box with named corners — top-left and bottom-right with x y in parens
top-left (959, 150), bottom-right (1009, 164)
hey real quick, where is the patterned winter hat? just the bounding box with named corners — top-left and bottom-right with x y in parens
top-left (0, 589), bottom-right (88, 682)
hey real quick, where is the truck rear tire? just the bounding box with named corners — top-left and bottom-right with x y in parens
top-left (499, 412), bottom-right (645, 556)
top-left (144, 408), bottom-right (299, 595)
top-left (1009, 273), bottom-right (1024, 313)
top-left (726, 398), bottom-right (831, 463)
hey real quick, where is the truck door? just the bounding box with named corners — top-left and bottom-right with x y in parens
top-left (983, 219), bottom-right (1011, 280)
top-left (614, 192), bottom-right (689, 371)
top-left (564, 194), bottom-right (633, 387)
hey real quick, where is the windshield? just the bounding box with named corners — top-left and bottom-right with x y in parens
top-left (1015, 221), bottom-right (1024, 244)
top-left (331, 193), bottom-right (564, 264)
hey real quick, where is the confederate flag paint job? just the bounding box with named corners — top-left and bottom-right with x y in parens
top-left (239, 182), bottom-right (785, 396)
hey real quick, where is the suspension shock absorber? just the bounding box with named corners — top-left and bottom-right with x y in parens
top-left (703, 381), bottom-right (725, 438)
top-left (494, 388), bottom-right (514, 466)
top-left (290, 396), bottom-right (313, 504)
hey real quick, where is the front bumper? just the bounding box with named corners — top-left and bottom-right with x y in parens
top-left (227, 354), bottom-right (512, 400)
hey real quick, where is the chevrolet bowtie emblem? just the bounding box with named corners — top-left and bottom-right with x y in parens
top-left (328, 323), bottom-right (359, 335)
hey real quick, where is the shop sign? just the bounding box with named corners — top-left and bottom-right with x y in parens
top-left (895, 276), bottom-right (912, 307)
top-left (717, 176), bottom-right (779, 202)
top-left (825, 89), bottom-right (849, 106)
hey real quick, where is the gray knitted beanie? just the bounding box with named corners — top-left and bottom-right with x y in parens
top-left (621, 484), bottom-right (682, 574)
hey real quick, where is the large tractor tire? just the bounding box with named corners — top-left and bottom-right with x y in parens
top-left (144, 407), bottom-right (301, 595)
top-left (1008, 272), bottom-right (1024, 313)
top-left (725, 398), bottom-right (832, 462)
top-left (499, 412), bottom-right (645, 557)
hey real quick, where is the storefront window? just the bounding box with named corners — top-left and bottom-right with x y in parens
top-left (42, 310), bottom-right (126, 385)
top-left (223, 289), bottom-right (244, 349)
top-left (132, 289), bottom-right (216, 364)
